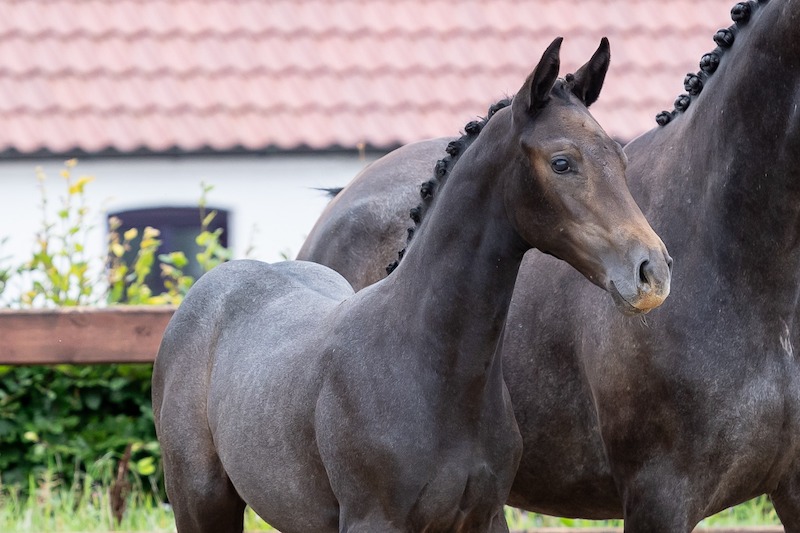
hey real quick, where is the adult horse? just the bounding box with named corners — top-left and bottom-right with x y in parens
top-left (297, 0), bottom-right (800, 530)
top-left (153, 38), bottom-right (672, 533)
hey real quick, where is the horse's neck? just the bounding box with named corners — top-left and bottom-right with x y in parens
top-left (385, 145), bottom-right (527, 385)
top-left (631, 0), bottom-right (800, 293)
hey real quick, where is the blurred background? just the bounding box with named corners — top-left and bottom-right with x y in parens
top-left (0, 0), bottom-right (735, 289)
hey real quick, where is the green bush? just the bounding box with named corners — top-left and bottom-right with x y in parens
top-left (0, 364), bottom-right (158, 490)
top-left (0, 162), bottom-right (229, 497)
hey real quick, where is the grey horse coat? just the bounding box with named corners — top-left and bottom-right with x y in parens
top-left (152, 38), bottom-right (671, 533)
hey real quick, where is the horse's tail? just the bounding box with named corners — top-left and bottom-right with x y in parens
top-left (313, 187), bottom-right (343, 199)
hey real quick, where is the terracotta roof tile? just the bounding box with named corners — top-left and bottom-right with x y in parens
top-left (0, 0), bottom-right (739, 155)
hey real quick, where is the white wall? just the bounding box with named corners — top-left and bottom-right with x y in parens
top-left (0, 152), bottom-right (378, 295)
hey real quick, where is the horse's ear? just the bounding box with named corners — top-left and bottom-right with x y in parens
top-left (568, 37), bottom-right (610, 107)
top-left (513, 37), bottom-right (562, 121)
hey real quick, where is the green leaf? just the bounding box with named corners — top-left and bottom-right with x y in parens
top-left (135, 456), bottom-right (156, 476)
top-left (0, 419), bottom-right (15, 437)
top-left (195, 231), bottom-right (211, 246)
top-left (201, 211), bottom-right (217, 228)
top-left (159, 251), bottom-right (188, 268)
top-left (84, 392), bottom-right (102, 410)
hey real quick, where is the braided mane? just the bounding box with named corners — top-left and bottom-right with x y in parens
top-left (385, 98), bottom-right (512, 274)
top-left (655, 0), bottom-right (767, 126)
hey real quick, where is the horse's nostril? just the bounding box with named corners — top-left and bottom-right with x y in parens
top-left (638, 260), bottom-right (651, 286)
top-left (667, 256), bottom-right (674, 272)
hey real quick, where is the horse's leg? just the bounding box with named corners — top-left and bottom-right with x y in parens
top-left (772, 471), bottom-right (800, 533)
top-left (618, 472), bottom-right (702, 533)
top-left (339, 519), bottom-right (404, 533)
top-left (164, 453), bottom-right (246, 533)
top-left (337, 511), bottom-right (507, 532)
top-left (488, 512), bottom-right (511, 533)
top-left (339, 509), bottom-right (509, 532)
top-left (159, 402), bottom-right (246, 533)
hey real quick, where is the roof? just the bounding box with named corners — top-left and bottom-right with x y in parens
top-left (0, 0), bottom-right (737, 156)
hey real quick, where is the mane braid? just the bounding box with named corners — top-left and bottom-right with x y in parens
top-left (385, 98), bottom-right (512, 275)
top-left (655, 0), bottom-right (765, 126)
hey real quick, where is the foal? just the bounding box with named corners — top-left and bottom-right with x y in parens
top-left (152, 38), bottom-right (671, 533)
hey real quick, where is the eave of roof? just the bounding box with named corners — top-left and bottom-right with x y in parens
top-left (0, 0), bottom-right (737, 157)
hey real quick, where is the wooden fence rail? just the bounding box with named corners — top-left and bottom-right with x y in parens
top-left (0, 306), bottom-right (176, 364)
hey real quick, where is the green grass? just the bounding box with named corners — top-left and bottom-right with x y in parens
top-left (0, 477), bottom-right (173, 532)
top-left (697, 495), bottom-right (780, 526)
top-left (504, 495), bottom-right (780, 528)
top-left (0, 473), bottom-right (781, 532)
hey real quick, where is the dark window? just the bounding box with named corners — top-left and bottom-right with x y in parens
top-left (108, 206), bottom-right (229, 295)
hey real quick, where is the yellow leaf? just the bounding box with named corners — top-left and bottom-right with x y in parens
top-left (143, 226), bottom-right (160, 239)
top-left (123, 228), bottom-right (138, 241)
top-left (68, 175), bottom-right (94, 194)
top-left (111, 242), bottom-right (125, 258)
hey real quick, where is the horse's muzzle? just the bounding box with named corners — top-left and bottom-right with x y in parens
top-left (609, 251), bottom-right (672, 314)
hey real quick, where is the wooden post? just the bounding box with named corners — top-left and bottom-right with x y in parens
top-left (0, 306), bottom-right (175, 364)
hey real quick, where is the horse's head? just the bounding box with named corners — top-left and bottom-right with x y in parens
top-left (501, 38), bottom-right (672, 314)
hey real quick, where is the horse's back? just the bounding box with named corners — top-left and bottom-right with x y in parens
top-left (297, 137), bottom-right (453, 290)
top-left (154, 259), bottom-right (351, 379)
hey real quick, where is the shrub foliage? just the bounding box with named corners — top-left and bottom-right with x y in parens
top-left (0, 162), bottom-right (229, 495)
top-left (0, 364), bottom-right (158, 488)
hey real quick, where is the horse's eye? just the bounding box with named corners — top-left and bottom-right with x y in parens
top-left (551, 157), bottom-right (570, 174)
